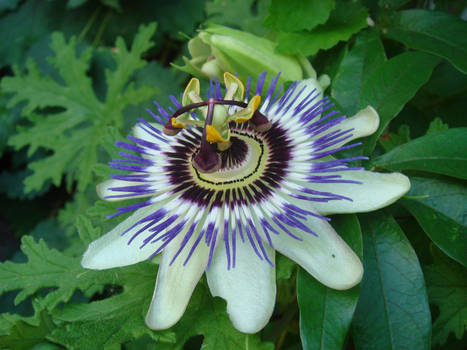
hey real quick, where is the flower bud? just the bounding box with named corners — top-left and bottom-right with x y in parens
top-left (173, 24), bottom-right (317, 92)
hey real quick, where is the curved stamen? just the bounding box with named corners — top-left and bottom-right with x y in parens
top-left (164, 99), bottom-right (271, 135)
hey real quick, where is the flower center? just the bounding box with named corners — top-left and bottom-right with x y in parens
top-left (162, 74), bottom-right (272, 174)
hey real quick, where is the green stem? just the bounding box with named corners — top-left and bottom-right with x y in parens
top-left (92, 9), bottom-right (113, 47)
top-left (78, 6), bottom-right (102, 42)
top-left (403, 195), bottom-right (430, 200)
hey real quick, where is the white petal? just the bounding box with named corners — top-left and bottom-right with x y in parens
top-left (271, 216), bottom-right (363, 290)
top-left (206, 241), bottom-right (276, 334)
top-left (81, 205), bottom-right (163, 270)
top-left (332, 106), bottom-right (379, 145)
top-left (97, 179), bottom-right (153, 202)
top-left (309, 171), bottom-right (410, 215)
top-left (145, 232), bottom-right (210, 330)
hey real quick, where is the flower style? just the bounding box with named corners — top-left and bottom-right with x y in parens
top-left (81, 72), bottom-right (410, 333)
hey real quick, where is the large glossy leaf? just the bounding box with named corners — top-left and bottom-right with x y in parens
top-left (276, 2), bottom-right (368, 56)
top-left (360, 52), bottom-right (440, 155)
top-left (298, 215), bottom-right (362, 350)
top-left (264, 0), bottom-right (335, 32)
top-left (352, 212), bottom-right (431, 350)
top-left (400, 176), bottom-right (467, 267)
top-left (384, 9), bottom-right (467, 74)
top-left (332, 29), bottom-right (386, 116)
top-left (372, 128), bottom-right (467, 180)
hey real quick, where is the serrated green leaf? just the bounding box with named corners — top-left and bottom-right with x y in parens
top-left (0, 93), bottom-right (21, 157)
top-left (264, 0), bottom-right (335, 32)
top-left (331, 29), bottom-right (386, 115)
top-left (49, 264), bottom-right (174, 350)
top-left (360, 52), bottom-right (440, 155)
top-left (352, 212), bottom-right (431, 350)
top-left (0, 306), bottom-right (55, 350)
top-left (163, 284), bottom-right (274, 350)
top-left (0, 236), bottom-right (114, 309)
top-left (298, 214), bottom-right (362, 350)
top-left (373, 128), bottom-right (467, 179)
top-left (424, 247), bottom-right (467, 345)
top-left (76, 215), bottom-right (102, 245)
top-left (400, 176), bottom-right (467, 267)
top-left (383, 9), bottom-right (467, 74)
top-left (276, 2), bottom-right (368, 56)
top-left (2, 23), bottom-right (157, 193)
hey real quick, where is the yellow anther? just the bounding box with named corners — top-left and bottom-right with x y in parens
top-left (182, 78), bottom-right (201, 106)
top-left (171, 118), bottom-right (187, 129)
top-left (224, 72), bottom-right (245, 101)
top-left (235, 95), bottom-right (261, 123)
top-left (206, 125), bottom-right (230, 143)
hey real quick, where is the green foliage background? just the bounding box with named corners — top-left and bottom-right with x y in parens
top-left (0, 0), bottom-right (466, 349)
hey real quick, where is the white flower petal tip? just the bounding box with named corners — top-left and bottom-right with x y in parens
top-left (206, 243), bottom-right (276, 334)
top-left (311, 171), bottom-right (411, 215)
top-left (271, 218), bottom-right (363, 290)
top-left (81, 206), bottom-right (163, 270)
top-left (344, 105), bottom-right (380, 139)
top-left (145, 233), bottom-right (209, 330)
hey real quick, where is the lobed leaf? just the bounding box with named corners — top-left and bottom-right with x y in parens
top-left (0, 236), bottom-right (114, 309)
top-left (0, 307), bottom-right (55, 350)
top-left (2, 23), bottom-right (157, 193)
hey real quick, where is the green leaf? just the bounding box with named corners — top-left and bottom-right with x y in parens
top-left (0, 236), bottom-right (114, 309)
top-left (276, 2), bottom-right (368, 56)
top-left (206, 0), bottom-right (271, 36)
top-left (360, 52), bottom-right (440, 155)
top-left (298, 214), bottom-right (362, 350)
top-left (264, 0), bottom-right (335, 32)
top-left (400, 176), bottom-right (467, 267)
top-left (424, 247), bottom-right (467, 345)
top-left (49, 264), bottom-right (174, 350)
top-left (76, 215), bottom-right (102, 245)
top-left (383, 9), bottom-right (467, 74)
top-left (331, 29), bottom-right (386, 115)
top-left (352, 212), bottom-right (431, 350)
top-left (0, 92), bottom-right (22, 157)
top-left (372, 128), bottom-right (467, 179)
top-left (163, 284), bottom-right (274, 350)
top-left (0, 307), bottom-right (55, 350)
top-left (426, 117), bottom-right (449, 135)
top-left (2, 23), bottom-right (157, 193)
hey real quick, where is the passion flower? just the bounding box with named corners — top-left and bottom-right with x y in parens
top-left (81, 72), bottom-right (410, 333)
